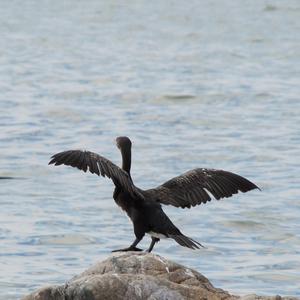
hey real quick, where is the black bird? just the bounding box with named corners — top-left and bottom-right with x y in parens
top-left (49, 136), bottom-right (259, 252)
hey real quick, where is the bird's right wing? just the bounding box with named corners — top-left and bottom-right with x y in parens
top-left (49, 150), bottom-right (144, 199)
top-left (144, 168), bottom-right (260, 208)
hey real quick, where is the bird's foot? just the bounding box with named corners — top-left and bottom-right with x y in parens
top-left (112, 246), bottom-right (143, 252)
top-left (130, 246), bottom-right (143, 251)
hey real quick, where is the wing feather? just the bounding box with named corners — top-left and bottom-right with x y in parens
top-left (88, 154), bottom-right (99, 175)
top-left (78, 152), bottom-right (88, 172)
top-left (144, 168), bottom-right (259, 208)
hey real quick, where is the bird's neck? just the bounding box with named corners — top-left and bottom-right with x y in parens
top-left (121, 147), bottom-right (131, 174)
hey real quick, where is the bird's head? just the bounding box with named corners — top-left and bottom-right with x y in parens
top-left (116, 136), bottom-right (132, 150)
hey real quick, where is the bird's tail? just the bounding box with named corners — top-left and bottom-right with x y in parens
top-left (169, 233), bottom-right (204, 250)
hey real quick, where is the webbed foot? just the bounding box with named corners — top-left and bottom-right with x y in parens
top-left (112, 246), bottom-right (143, 252)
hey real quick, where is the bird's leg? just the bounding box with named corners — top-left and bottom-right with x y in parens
top-left (146, 237), bottom-right (160, 253)
top-left (112, 237), bottom-right (143, 252)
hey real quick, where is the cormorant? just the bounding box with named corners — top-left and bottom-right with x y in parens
top-left (49, 136), bottom-right (259, 252)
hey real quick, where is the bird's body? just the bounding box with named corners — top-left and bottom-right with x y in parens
top-left (113, 186), bottom-right (198, 251)
top-left (49, 136), bottom-right (259, 252)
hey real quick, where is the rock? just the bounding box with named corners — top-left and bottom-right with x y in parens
top-left (22, 252), bottom-right (298, 300)
top-left (240, 296), bottom-right (296, 300)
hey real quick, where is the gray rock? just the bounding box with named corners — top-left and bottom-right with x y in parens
top-left (240, 296), bottom-right (297, 300)
top-left (22, 252), bottom-right (298, 300)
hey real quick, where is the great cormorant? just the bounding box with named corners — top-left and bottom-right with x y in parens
top-left (49, 136), bottom-right (259, 252)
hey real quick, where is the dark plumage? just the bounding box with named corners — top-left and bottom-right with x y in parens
top-left (49, 136), bottom-right (260, 252)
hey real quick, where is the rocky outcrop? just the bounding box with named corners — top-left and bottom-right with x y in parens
top-left (22, 252), bottom-right (298, 300)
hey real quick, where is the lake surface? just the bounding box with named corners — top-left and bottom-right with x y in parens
top-left (0, 0), bottom-right (299, 299)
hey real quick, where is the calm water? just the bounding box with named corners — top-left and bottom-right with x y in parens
top-left (0, 1), bottom-right (299, 299)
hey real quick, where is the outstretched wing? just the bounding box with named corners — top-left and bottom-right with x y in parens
top-left (144, 168), bottom-right (260, 208)
top-left (49, 150), bottom-right (144, 199)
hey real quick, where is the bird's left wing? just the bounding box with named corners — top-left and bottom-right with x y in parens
top-left (144, 168), bottom-right (260, 208)
top-left (49, 150), bottom-right (144, 199)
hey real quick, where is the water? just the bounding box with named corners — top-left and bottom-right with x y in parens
top-left (0, 0), bottom-right (299, 299)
